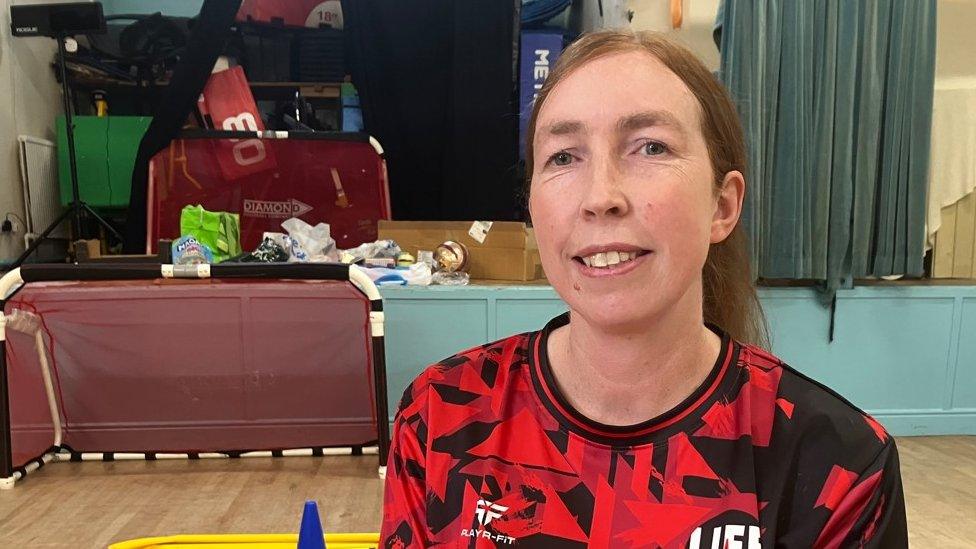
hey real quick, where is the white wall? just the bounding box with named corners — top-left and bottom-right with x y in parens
top-left (628, 0), bottom-right (721, 70)
top-left (571, 0), bottom-right (631, 31)
top-left (629, 0), bottom-right (973, 77)
top-left (936, 0), bottom-right (976, 79)
top-left (0, 0), bottom-right (72, 260)
top-left (570, 0), bottom-right (721, 70)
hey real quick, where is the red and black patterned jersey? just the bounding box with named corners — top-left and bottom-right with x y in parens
top-left (380, 314), bottom-right (908, 548)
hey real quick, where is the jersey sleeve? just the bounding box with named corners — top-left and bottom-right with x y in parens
top-left (812, 439), bottom-right (908, 548)
top-left (379, 387), bottom-right (430, 548)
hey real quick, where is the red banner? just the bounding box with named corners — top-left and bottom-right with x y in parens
top-left (198, 66), bottom-right (277, 181)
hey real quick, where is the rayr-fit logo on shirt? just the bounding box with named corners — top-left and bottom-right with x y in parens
top-left (475, 499), bottom-right (508, 526)
top-left (460, 499), bottom-right (516, 544)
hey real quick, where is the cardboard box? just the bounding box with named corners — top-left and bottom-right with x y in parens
top-left (378, 221), bottom-right (545, 282)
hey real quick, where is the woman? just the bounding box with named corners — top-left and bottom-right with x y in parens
top-left (380, 30), bottom-right (907, 548)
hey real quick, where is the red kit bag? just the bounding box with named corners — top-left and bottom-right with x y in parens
top-left (197, 66), bottom-right (277, 180)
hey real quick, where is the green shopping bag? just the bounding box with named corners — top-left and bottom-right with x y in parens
top-left (179, 204), bottom-right (242, 263)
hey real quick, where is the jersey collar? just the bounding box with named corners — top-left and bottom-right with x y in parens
top-left (528, 312), bottom-right (739, 446)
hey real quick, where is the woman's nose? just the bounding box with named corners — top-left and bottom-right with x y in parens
top-left (581, 157), bottom-right (630, 219)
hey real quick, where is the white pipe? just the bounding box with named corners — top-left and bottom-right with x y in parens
top-left (34, 331), bottom-right (62, 447)
top-left (0, 451), bottom-right (56, 489)
top-left (369, 311), bottom-right (385, 337)
top-left (348, 265), bottom-right (384, 339)
top-left (55, 446), bottom-right (379, 462)
top-left (21, 452), bottom-right (54, 474)
top-left (114, 453), bottom-right (154, 460)
top-left (152, 453), bottom-right (195, 460)
top-left (161, 264), bottom-right (211, 279)
top-left (3, 309), bottom-right (63, 448)
top-left (347, 264), bottom-right (382, 302)
top-left (0, 267), bottom-right (24, 303)
top-left (13, 446), bottom-right (381, 486)
top-left (368, 136), bottom-right (385, 155)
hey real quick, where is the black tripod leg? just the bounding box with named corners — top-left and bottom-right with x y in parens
top-left (80, 203), bottom-right (123, 242)
top-left (8, 207), bottom-right (75, 269)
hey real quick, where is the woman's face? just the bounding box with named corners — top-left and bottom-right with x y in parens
top-left (529, 50), bottom-right (742, 331)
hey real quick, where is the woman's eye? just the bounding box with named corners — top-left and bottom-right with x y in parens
top-left (550, 152), bottom-right (574, 166)
top-left (641, 141), bottom-right (668, 156)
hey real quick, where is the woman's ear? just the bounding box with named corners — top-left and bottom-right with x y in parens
top-left (710, 171), bottom-right (745, 244)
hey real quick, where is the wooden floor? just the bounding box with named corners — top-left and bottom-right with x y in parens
top-left (899, 436), bottom-right (976, 547)
top-left (0, 437), bottom-right (972, 548)
top-left (0, 455), bottom-right (385, 548)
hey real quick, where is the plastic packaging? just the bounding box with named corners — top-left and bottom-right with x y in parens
top-left (432, 271), bottom-right (470, 286)
top-left (281, 217), bottom-right (339, 262)
top-left (351, 265), bottom-right (404, 286)
top-left (404, 262), bottom-right (433, 286)
top-left (417, 250), bottom-right (436, 271)
top-left (352, 262), bottom-right (433, 286)
top-left (239, 236), bottom-right (289, 263)
top-left (340, 240), bottom-right (401, 264)
top-left (262, 232), bottom-right (306, 262)
top-left (172, 236), bottom-right (214, 265)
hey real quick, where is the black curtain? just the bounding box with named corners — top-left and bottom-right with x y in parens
top-left (343, 0), bottom-right (521, 221)
top-left (123, 0), bottom-right (242, 253)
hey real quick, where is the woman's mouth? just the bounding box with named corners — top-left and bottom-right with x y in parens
top-left (572, 249), bottom-right (651, 276)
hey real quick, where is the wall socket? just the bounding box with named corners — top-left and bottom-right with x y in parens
top-left (0, 219), bottom-right (26, 263)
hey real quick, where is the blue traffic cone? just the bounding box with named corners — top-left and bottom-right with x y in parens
top-left (297, 500), bottom-right (326, 549)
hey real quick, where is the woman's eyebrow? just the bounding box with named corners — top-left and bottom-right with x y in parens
top-left (543, 120), bottom-right (586, 136)
top-left (616, 110), bottom-right (686, 136)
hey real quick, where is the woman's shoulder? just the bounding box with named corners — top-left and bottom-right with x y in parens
top-left (392, 331), bottom-right (536, 419)
top-left (735, 343), bottom-right (895, 463)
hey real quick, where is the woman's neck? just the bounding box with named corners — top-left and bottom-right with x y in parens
top-left (547, 296), bottom-right (722, 427)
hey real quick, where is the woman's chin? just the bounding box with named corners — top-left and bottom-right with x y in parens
top-left (569, 300), bottom-right (661, 334)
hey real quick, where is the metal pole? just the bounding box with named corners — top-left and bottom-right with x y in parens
top-left (372, 335), bottom-right (390, 468)
top-left (0, 338), bottom-right (14, 480)
top-left (56, 32), bottom-right (84, 240)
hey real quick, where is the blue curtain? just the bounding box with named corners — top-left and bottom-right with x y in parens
top-left (718, 1), bottom-right (937, 291)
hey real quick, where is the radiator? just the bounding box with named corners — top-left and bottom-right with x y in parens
top-left (17, 135), bottom-right (65, 240)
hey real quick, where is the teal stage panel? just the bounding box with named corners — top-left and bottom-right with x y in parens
top-left (379, 284), bottom-right (976, 436)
